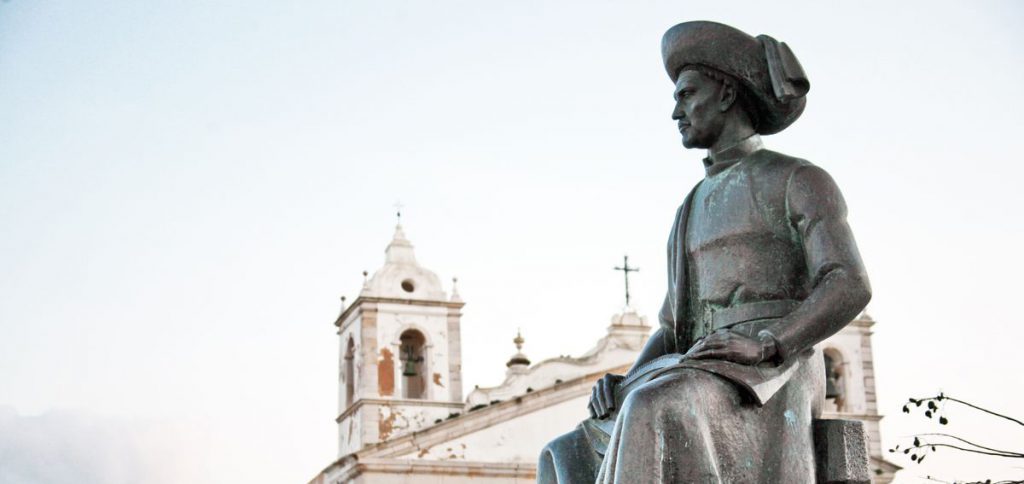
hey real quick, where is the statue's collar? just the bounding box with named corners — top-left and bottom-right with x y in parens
top-left (703, 134), bottom-right (764, 176)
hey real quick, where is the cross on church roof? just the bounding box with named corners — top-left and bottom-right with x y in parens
top-left (614, 255), bottom-right (639, 307)
top-left (393, 201), bottom-right (405, 223)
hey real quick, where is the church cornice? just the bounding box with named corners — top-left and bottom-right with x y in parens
top-left (335, 296), bottom-right (465, 327)
top-left (335, 398), bottom-right (465, 423)
top-left (332, 458), bottom-right (536, 483)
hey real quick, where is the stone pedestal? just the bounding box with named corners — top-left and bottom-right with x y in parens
top-left (814, 419), bottom-right (871, 484)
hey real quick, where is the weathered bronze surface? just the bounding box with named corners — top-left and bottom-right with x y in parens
top-left (538, 21), bottom-right (871, 483)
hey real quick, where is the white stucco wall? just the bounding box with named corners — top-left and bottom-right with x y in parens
top-left (396, 394), bottom-right (590, 463)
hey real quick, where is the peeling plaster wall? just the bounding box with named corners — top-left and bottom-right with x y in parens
top-left (375, 303), bottom-right (454, 403)
top-left (338, 406), bottom-right (366, 457)
top-left (374, 402), bottom-right (463, 442)
top-left (337, 300), bottom-right (462, 457)
top-left (337, 312), bottom-right (366, 457)
top-left (338, 316), bottom-right (365, 411)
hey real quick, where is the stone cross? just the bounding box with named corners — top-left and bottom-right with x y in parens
top-left (393, 201), bottom-right (404, 223)
top-left (613, 255), bottom-right (639, 307)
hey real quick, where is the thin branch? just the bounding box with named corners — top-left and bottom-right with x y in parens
top-left (910, 395), bottom-right (1024, 427)
top-left (906, 442), bottom-right (1023, 458)
top-left (945, 396), bottom-right (1024, 427)
top-left (914, 433), bottom-right (1024, 457)
top-left (960, 481), bottom-right (1024, 484)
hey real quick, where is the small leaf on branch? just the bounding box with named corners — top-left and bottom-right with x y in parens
top-left (914, 437), bottom-right (920, 446)
top-left (939, 416), bottom-right (948, 425)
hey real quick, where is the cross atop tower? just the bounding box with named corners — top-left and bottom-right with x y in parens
top-left (393, 201), bottom-right (405, 224)
top-left (614, 255), bottom-right (640, 307)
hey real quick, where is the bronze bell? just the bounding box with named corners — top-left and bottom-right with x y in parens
top-left (402, 345), bottom-right (421, 377)
top-left (825, 373), bottom-right (840, 399)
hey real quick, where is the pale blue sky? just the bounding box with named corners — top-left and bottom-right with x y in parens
top-left (1, 1), bottom-right (1022, 483)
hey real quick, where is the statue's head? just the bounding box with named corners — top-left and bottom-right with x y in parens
top-left (662, 21), bottom-right (811, 147)
top-left (672, 65), bottom-right (757, 149)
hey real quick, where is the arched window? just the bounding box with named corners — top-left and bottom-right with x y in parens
top-left (823, 349), bottom-right (846, 412)
top-left (399, 330), bottom-right (426, 399)
top-left (344, 337), bottom-right (356, 408)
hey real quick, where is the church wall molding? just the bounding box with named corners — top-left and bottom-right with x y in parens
top-left (336, 296), bottom-right (464, 328)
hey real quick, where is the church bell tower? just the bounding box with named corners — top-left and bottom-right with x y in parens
top-left (333, 224), bottom-right (465, 457)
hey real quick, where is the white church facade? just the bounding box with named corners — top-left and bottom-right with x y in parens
top-left (308, 226), bottom-right (900, 484)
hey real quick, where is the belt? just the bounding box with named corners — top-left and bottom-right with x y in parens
top-left (708, 299), bottom-right (800, 332)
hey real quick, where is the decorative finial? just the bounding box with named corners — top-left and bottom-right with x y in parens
top-left (362, 270), bottom-right (369, 288)
top-left (613, 255), bottom-right (640, 307)
top-left (506, 328), bottom-right (530, 368)
top-left (450, 276), bottom-right (461, 301)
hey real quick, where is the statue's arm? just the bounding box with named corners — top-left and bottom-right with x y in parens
top-left (761, 164), bottom-right (872, 361)
top-left (624, 294), bottom-right (675, 374)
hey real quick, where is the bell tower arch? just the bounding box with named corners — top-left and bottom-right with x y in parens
top-left (333, 223), bottom-right (465, 457)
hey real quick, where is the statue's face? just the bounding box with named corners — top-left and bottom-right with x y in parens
top-left (672, 69), bottom-right (727, 149)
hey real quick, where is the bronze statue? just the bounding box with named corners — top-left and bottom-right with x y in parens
top-left (538, 21), bottom-right (871, 483)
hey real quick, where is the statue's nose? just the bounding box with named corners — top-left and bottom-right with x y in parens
top-left (671, 104), bottom-right (685, 121)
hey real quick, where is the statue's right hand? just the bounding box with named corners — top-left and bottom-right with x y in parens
top-left (588, 373), bottom-right (625, 420)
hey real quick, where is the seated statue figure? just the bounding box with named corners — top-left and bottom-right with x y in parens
top-left (538, 21), bottom-right (871, 483)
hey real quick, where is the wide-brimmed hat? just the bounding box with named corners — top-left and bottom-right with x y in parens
top-left (662, 21), bottom-right (810, 135)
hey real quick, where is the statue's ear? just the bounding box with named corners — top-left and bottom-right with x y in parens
top-left (718, 81), bottom-right (738, 113)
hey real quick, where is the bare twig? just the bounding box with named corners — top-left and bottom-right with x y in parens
top-left (913, 433), bottom-right (1024, 457)
top-left (909, 395), bottom-right (1024, 427)
top-left (905, 442), bottom-right (1022, 459)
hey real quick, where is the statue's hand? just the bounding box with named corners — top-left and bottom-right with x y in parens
top-left (588, 373), bottom-right (625, 420)
top-left (686, 330), bottom-right (777, 366)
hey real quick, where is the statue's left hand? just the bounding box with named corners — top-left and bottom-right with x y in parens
top-left (686, 330), bottom-right (776, 365)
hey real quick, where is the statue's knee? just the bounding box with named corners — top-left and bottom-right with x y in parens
top-left (621, 380), bottom-right (667, 417)
top-left (537, 426), bottom-right (601, 484)
top-left (621, 371), bottom-right (717, 419)
top-left (537, 445), bottom-right (558, 484)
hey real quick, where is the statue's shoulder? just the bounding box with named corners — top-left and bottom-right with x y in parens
top-left (745, 149), bottom-right (816, 189)
top-left (751, 150), bottom-right (849, 215)
top-left (750, 148), bottom-right (815, 172)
